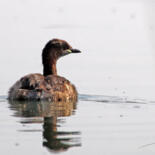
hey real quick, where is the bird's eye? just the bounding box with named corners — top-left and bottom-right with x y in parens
top-left (62, 43), bottom-right (70, 50)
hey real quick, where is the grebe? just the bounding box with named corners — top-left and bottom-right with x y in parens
top-left (8, 39), bottom-right (81, 102)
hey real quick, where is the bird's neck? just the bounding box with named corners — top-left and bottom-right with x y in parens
top-left (43, 60), bottom-right (57, 76)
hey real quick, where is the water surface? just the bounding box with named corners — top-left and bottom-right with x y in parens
top-left (1, 95), bottom-right (155, 155)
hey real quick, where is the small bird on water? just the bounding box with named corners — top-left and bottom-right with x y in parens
top-left (8, 39), bottom-right (81, 102)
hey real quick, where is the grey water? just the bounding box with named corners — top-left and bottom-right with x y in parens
top-left (1, 0), bottom-right (155, 154)
top-left (1, 95), bottom-right (155, 155)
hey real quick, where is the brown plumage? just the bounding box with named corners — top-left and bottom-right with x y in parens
top-left (8, 39), bottom-right (81, 102)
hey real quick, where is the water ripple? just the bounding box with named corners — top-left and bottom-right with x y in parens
top-left (1, 95), bottom-right (155, 105)
top-left (79, 94), bottom-right (153, 104)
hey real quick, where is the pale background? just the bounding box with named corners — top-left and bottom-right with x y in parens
top-left (0, 0), bottom-right (155, 99)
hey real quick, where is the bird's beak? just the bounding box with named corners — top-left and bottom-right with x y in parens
top-left (71, 49), bottom-right (81, 53)
top-left (64, 49), bottom-right (81, 55)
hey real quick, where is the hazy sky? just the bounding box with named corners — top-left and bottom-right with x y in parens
top-left (1, 0), bottom-right (155, 99)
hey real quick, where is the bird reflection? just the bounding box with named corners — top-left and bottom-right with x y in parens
top-left (43, 117), bottom-right (81, 152)
top-left (8, 100), bottom-right (81, 152)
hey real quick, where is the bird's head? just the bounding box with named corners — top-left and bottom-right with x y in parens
top-left (42, 39), bottom-right (81, 62)
top-left (42, 38), bottom-right (81, 75)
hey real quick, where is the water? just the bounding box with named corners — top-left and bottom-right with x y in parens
top-left (1, 96), bottom-right (155, 155)
top-left (1, 0), bottom-right (155, 154)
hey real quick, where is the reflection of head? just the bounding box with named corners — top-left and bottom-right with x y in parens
top-left (8, 100), bottom-right (81, 152)
top-left (43, 117), bottom-right (81, 152)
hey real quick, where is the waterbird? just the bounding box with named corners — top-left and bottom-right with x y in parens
top-left (8, 39), bottom-right (81, 102)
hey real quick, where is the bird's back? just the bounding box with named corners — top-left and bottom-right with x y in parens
top-left (8, 74), bottom-right (78, 102)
